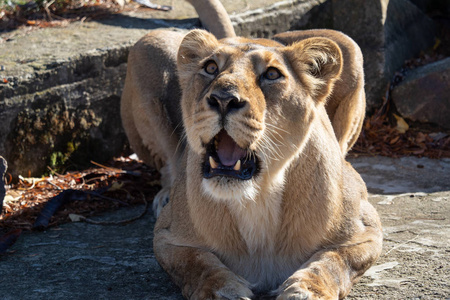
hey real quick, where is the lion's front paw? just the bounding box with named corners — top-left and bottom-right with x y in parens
top-left (276, 284), bottom-right (314, 300)
top-left (276, 270), bottom-right (337, 300)
top-left (191, 285), bottom-right (253, 300)
top-left (189, 271), bottom-right (253, 300)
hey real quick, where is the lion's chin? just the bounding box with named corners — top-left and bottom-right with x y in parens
top-left (201, 176), bottom-right (258, 204)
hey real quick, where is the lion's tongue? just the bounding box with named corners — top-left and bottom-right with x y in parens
top-left (216, 130), bottom-right (246, 167)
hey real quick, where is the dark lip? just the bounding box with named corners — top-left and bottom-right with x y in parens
top-left (202, 138), bottom-right (259, 181)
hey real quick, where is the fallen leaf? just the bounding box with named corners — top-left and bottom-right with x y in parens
top-left (69, 214), bottom-right (85, 222)
top-left (107, 181), bottom-right (125, 192)
top-left (18, 175), bottom-right (43, 184)
top-left (4, 190), bottom-right (23, 201)
top-left (413, 148), bottom-right (425, 155)
top-left (389, 136), bottom-right (400, 144)
top-left (432, 38), bottom-right (441, 51)
top-left (415, 132), bottom-right (427, 143)
top-left (393, 114), bottom-right (409, 134)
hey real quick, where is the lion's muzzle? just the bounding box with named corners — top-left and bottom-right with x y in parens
top-left (203, 129), bottom-right (259, 180)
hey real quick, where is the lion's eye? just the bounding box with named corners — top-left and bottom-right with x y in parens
top-left (264, 67), bottom-right (281, 80)
top-left (263, 67), bottom-right (282, 80)
top-left (204, 61), bottom-right (218, 75)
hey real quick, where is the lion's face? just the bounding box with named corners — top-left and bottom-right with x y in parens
top-left (177, 30), bottom-right (342, 203)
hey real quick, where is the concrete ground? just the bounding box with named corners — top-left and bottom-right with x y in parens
top-left (0, 155), bottom-right (449, 299)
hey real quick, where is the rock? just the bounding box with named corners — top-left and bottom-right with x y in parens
top-left (231, 0), bottom-right (330, 38)
top-left (0, 0), bottom-right (440, 177)
top-left (0, 49), bottom-right (134, 178)
top-left (392, 57), bottom-right (450, 129)
top-left (0, 156), bottom-right (6, 213)
top-left (408, 0), bottom-right (450, 15)
top-left (332, 0), bottom-right (436, 110)
top-left (0, 0), bottom-right (326, 179)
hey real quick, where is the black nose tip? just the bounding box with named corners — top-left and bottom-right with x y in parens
top-left (207, 92), bottom-right (246, 116)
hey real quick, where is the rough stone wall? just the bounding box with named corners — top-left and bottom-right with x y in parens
top-left (1, 47), bottom-right (130, 177)
top-left (1, 0), bottom-right (330, 178)
top-left (332, 0), bottom-right (436, 110)
top-left (0, 0), bottom-right (441, 177)
top-left (231, 0), bottom-right (329, 37)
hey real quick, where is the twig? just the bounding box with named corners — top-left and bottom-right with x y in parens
top-left (384, 235), bottom-right (420, 256)
top-left (90, 160), bottom-right (141, 176)
top-left (132, 0), bottom-right (172, 11)
top-left (46, 180), bottom-right (62, 190)
top-left (91, 160), bottom-right (121, 172)
top-left (79, 193), bottom-right (148, 225)
top-left (17, 175), bottom-right (39, 190)
top-left (47, 166), bottom-right (64, 177)
top-left (43, 0), bottom-right (55, 21)
top-left (84, 190), bottom-right (129, 206)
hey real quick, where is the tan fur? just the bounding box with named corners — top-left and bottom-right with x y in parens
top-left (273, 30), bottom-right (366, 154)
top-left (185, 0), bottom-right (235, 39)
top-left (121, 26), bottom-right (382, 299)
top-left (120, 0), bottom-right (236, 215)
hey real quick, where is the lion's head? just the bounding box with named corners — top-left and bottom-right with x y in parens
top-left (177, 30), bottom-right (343, 203)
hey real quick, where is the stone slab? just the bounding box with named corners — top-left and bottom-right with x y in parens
top-left (0, 155), bottom-right (449, 299)
top-left (392, 57), bottom-right (450, 129)
top-left (332, 0), bottom-right (436, 110)
top-left (0, 0), bottom-right (327, 178)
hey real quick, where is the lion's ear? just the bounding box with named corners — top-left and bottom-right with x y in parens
top-left (285, 37), bottom-right (343, 102)
top-left (177, 29), bottom-right (219, 87)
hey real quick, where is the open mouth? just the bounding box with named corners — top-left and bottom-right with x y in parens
top-left (203, 130), bottom-right (259, 180)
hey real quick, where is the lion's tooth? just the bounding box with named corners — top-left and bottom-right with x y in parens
top-left (233, 160), bottom-right (241, 171)
top-left (209, 156), bottom-right (218, 169)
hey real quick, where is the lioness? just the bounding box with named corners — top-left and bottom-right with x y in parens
top-left (121, 28), bottom-right (382, 298)
top-left (121, 4), bottom-right (382, 298)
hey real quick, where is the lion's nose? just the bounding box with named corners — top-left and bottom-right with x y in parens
top-left (207, 91), bottom-right (246, 117)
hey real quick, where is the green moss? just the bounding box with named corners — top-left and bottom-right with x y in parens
top-left (47, 141), bottom-right (79, 173)
top-left (49, 152), bottom-right (65, 169)
top-left (11, 104), bottom-right (103, 175)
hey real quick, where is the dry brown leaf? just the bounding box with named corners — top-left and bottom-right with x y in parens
top-left (393, 114), bottom-right (409, 134)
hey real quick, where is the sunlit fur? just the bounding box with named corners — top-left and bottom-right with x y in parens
top-left (124, 27), bottom-right (382, 299)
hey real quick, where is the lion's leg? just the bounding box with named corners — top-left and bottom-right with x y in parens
top-left (152, 164), bottom-right (172, 217)
top-left (277, 201), bottom-right (382, 300)
top-left (154, 219), bottom-right (254, 299)
top-left (122, 78), bottom-right (176, 217)
top-left (121, 30), bottom-right (185, 216)
top-left (120, 88), bottom-right (159, 167)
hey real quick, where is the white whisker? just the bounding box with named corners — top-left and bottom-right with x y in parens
top-left (266, 123), bottom-right (290, 135)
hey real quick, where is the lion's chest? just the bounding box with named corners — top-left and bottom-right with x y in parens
top-left (220, 242), bottom-right (303, 292)
top-left (219, 190), bottom-right (306, 291)
top-left (229, 183), bottom-right (284, 252)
